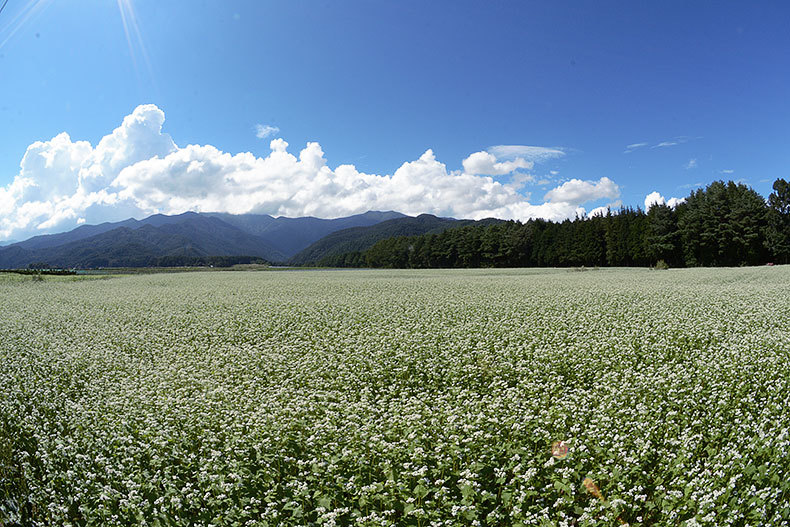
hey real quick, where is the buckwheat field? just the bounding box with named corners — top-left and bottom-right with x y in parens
top-left (1, 267), bottom-right (789, 527)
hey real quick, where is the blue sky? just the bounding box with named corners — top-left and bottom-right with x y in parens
top-left (0, 1), bottom-right (788, 240)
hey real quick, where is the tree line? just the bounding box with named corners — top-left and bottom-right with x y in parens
top-left (25, 255), bottom-right (269, 270)
top-left (321, 179), bottom-right (790, 268)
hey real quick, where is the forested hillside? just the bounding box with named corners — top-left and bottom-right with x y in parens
top-left (345, 179), bottom-right (790, 268)
top-left (290, 214), bottom-right (502, 266)
top-left (0, 211), bottom-right (403, 269)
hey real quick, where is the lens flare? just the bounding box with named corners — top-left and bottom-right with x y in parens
top-left (116, 0), bottom-right (154, 85)
top-left (0, 0), bottom-right (51, 52)
top-left (582, 476), bottom-right (603, 500)
top-left (551, 440), bottom-right (570, 459)
top-left (582, 477), bottom-right (627, 525)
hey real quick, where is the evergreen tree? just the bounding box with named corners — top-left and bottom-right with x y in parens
top-left (351, 179), bottom-right (774, 269)
top-left (766, 178), bottom-right (790, 264)
top-left (724, 181), bottom-right (768, 265)
top-left (678, 181), bottom-right (768, 266)
top-left (645, 203), bottom-right (681, 266)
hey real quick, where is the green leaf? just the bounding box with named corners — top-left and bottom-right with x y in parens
top-left (501, 491), bottom-right (513, 505)
top-left (413, 484), bottom-right (428, 499)
top-left (554, 480), bottom-right (571, 494)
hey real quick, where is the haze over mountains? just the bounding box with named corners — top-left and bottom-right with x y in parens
top-left (0, 210), bottom-right (482, 269)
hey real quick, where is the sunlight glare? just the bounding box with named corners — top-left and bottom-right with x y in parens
top-left (0, 0), bottom-right (51, 51)
top-left (116, 0), bottom-right (154, 85)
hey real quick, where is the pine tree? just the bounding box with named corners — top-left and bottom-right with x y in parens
top-left (645, 203), bottom-right (681, 266)
top-left (766, 178), bottom-right (790, 264)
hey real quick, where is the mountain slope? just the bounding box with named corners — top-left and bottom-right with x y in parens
top-left (0, 211), bottom-right (410, 268)
top-left (11, 211), bottom-right (219, 251)
top-left (12, 218), bottom-right (141, 251)
top-left (150, 214), bottom-right (286, 260)
top-left (289, 214), bottom-right (501, 266)
top-left (38, 226), bottom-right (201, 268)
top-left (0, 215), bottom-right (285, 268)
top-left (208, 211), bottom-right (405, 258)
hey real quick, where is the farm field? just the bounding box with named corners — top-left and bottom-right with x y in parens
top-left (1, 267), bottom-right (789, 526)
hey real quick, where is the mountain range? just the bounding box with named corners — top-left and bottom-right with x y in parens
top-left (0, 210), bottom-right (481, 269)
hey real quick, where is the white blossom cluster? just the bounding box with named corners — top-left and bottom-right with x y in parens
top-left (1, 267), bottom-right (789, 526)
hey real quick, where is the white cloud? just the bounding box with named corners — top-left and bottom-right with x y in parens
top-left (588, 206), bottom-right (608, 217)
top-left (685, 158), bottom-right (698, 169)
top-left (644, 191), bottom-right (665, 210)
top-left (0, 105), bottom-right (620, 240)
top-left (644, 191), bottom-right (685, 211)
top-left (461, 151), bottom-right (533, 176)
top-left (506, 173), bottom-right (535, 191)
top-left (255, 124), bottom-right (280, 139)
top-left (543, 177), bottom-right (620, 206)
top-left (79, 104), bottom-right (178, 194)
top-left (487, 145), bottom-right (565, 162)
top-left (624, 142), bottom-right (648, 153)
top-left (587, 200), bottom-right (622, 218)
top-left (0, 104), bottom-right (175, 239)
top-left (651, 136), bottom-right (696, 149)
top-left (720, 169), bottom-right (734, 174)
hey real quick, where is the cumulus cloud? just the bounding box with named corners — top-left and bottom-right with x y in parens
top-left (587, 206), bottom-right (610, 218)
top-left (644, 191), bottom-right (664, 210)
top-left (507, 173), bottom-right (535, 191)
top-left (461, 151), bottom-right (533, 176)
top-left (0, 105), bottom-right (620, 240)
top-left (685, 158), bottom-right (698, 169)
top-left (255, 124), bottom-right (280, 139)
top-left (543, 177), bottom-right (620, 206)
top-left (587, 200), bottom-right (622, 218)
top-left (644, 191), bottom-right (685, 211)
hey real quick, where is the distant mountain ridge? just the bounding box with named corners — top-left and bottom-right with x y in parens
top-left (0, 214), bottom-right (285, 268)
top-left (12, 217), bottom-right (143, 251)
top-left (0, 211), bottom-right (408, 269)
top-left (207, 211), bottom-right (404, 257)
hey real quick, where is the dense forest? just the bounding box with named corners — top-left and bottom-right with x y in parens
top-left (320, 179), bottom-right (790, 269)
top-left (290, 215), bottom-right (504, 266)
